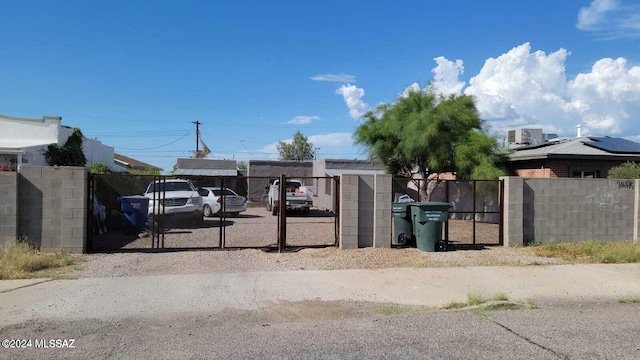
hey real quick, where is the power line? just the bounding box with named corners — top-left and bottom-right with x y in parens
top-left (240, 140), bottom-right (254, 159)
top-left (115, 133), bottom-right (190, 150)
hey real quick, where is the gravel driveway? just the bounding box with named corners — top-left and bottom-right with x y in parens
top-left (90, 207), bottom-right (336, 251)
top-left (78, 206), bottom-right (561, 278)
top-left (73, 246), bottom-right (566, 278)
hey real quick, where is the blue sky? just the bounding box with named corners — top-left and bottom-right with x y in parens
top-left (2, 0), bottom-right (640, 171)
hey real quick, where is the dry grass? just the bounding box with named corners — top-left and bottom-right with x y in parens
top-left (523, 241), bottom-right (640, 264)
top-left (618, 296), bottom-right (640, 304)
top-left (0, 240), bottom-right (78, 280)
top-left (312, 247), bottom-right (434, 270)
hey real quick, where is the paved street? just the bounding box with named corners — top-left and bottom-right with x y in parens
top-left (1, 264), bottom-right (639, 359)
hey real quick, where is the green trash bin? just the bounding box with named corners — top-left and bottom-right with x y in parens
top-left (410, 202), bottom-right (450, 252)
top-left (392, 202), bottom-right (413, 246)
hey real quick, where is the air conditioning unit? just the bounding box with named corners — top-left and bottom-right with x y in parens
top-left (507, 128), bottom-right (543, 145)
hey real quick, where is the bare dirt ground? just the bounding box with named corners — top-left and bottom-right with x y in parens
top-left (78, 206), bottom-right (557, 278)
top-left (90, 207), bottom-right (496, 251)
top-left (73, 245), bottom-right (565, 278)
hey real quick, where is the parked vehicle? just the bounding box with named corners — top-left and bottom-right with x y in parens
top-left (199, 187), bottom-right (247, 217)
top-left (143, 179), bottom-right (204, 225)
top-left (266, 179), bottom-right (313, 215)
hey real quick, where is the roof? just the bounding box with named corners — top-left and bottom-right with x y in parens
top-left (114, 153), bottom-right (163, 171)
top-left (325, 169), bottom-right (387, 176)
top-left (0, 147), bottom-right (26, 154)
top-left (509, 136), bottom-right (640, 162)
top-left (177, 158), bottom-right (236, 170)
top-left (173, 169), bottom-right (239, 176)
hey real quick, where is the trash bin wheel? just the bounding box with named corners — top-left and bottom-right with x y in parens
top-left (435, 240), bottom-right (447, 252)
top-left (398, 233), bottom-right (407, 245)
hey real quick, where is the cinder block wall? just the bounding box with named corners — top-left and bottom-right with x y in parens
top-left (246, 160), bottom-right (313, 203)
top-left (502, 176), bottom-right (638, 245)
top-left (0, 172), bottom-right (18, 245)
top-left (18, 166), bottom-right (87, 253)
top-left (339, 174), bottom-right (391, 249)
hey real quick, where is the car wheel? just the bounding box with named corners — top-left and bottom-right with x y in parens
top-left (272, 205), bottom-right (278, 216)
top-left (266, 202), bottom-right (272, 211)
top-left (203, 204), bottom-right (212, 217)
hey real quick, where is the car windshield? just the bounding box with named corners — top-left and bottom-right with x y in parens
top-left (211, 189), bottom-right (236, 196)
top-left (148, 181), bottom-right (194, 193)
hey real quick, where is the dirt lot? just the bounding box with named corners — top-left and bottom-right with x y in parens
top-left (75, 205), bottom-right (538, 278)
top-left (74, 245), bottom-right (566, 279)
top-left (90, 207), bottom-right (498, 252)
top-left (90, 207), bottom-right (337, 251)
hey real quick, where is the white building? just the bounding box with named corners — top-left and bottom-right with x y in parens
top-left (0, 114), bottom-right (117, 171)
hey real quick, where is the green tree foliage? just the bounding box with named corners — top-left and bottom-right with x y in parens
top-left (237, 161), bottom-right (247, 170)
top-left (88, 162), bottom-right (113, 174)
top-left (355, 88), bottom-right (507, 200)
top-left (608, 162), bottom-right (640, 179)
top-left (128, 168), bottom-right (161, 176)
top-left (277, 131), bottom-right (314, 161)
top-left (44, 128), bottom-right (87, 166)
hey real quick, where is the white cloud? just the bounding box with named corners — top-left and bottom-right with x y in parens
top-left (259, 142), bottom-right (280, 159)
top-left (287, 115), bottom-right (320, 125)
top-left (431, 56), bottom-right (466, 95)
top-left (402, 82), bottom-right (421, 98)
top-left (311, 73), bottom-right (357, 83)
top-left (308, 133), bottom-right (353, 147)
top-left (464, 43), bottom-right (570, 127)
top-left (259, 132), bottom-right (353, 159)
top-left (576, 0), bottom-right (640, 38)
top-left (577, 0), bottom-right (619, 30)
top-left (336, 84), bottom-right (370, 119)
top-left (567, 57), bottom-right (640, 134)
top-left (450, 42), bottom-right (640, 137)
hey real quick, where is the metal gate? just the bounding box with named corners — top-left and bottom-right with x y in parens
top-left (392, 178), bottom-right (504, 246)
top-left (88, 173), bottom-right (339, 252)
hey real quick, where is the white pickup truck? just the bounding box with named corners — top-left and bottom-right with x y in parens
top-left (266, 179), bottom-right (313, 215)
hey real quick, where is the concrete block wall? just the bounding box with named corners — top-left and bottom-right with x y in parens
top-left (339, 174), bottom-right (358, 249)
top-left (501, 177), bottom-right (524, 246)
top-left (18, 166), bottom-right (87, 253)
top-left (373, 175), bottom-right (392, 248)
top-left (502, 176), bottom-right (638, 245)
top-left (339, 174), bottom-right (392, 249)
top-left (246, 160), bottom-right (313, 203)
top-left (0, 172), bottom-right (18, 245)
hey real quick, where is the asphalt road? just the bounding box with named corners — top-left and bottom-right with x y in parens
top-left (1, 264), bottom-right (639, 359)
top-left (1, 301), bottom-right (639, 359)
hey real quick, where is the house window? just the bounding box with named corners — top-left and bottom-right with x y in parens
top-left (570, 170), bottom-right (601, 178)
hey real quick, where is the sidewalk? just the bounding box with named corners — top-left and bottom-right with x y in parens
top-left (0, 278), bottom-right (50, 293)
top-left (1, 264), bottom-right (639, 326)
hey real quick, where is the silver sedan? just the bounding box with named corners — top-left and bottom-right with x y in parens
top-left (199, 187), bottom-right (247, 217)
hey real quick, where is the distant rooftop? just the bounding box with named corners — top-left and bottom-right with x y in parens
top-left (114, 153), bottom-right (163, 171)
top-left (509, 136), bottom-right (640, 161)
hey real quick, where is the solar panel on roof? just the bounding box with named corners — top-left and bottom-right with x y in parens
top-left (583, 137), bottom-right (640, 154)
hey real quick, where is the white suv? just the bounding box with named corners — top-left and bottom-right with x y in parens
top-left (143, 179), bottom-right (204, 225)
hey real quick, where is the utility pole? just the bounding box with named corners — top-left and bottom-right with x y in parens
top-left (315, 147), bottom-right (320, 160)
top-left (192, 121), bottom-right (202, 153)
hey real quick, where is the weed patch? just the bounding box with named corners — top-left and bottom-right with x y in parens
top-left (0, 240), bottom-right (78, 280)
top-left (523, 241), bottom-right (640, 263)
top-left (377, 305), bottom-right (415, 315)
top-left (618, 296), bottom-right (640, 304)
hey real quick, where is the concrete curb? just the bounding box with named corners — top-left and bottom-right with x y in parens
top-left (0, 278), bottom-right (52, 293)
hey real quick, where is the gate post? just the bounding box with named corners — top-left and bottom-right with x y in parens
top-left (500, 176), bottom-right (524, 247)
top-left (278, 174), bottom-right (286, 252)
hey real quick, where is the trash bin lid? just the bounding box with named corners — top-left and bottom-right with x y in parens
top-left (413, 202), bottom-right (451, 210)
